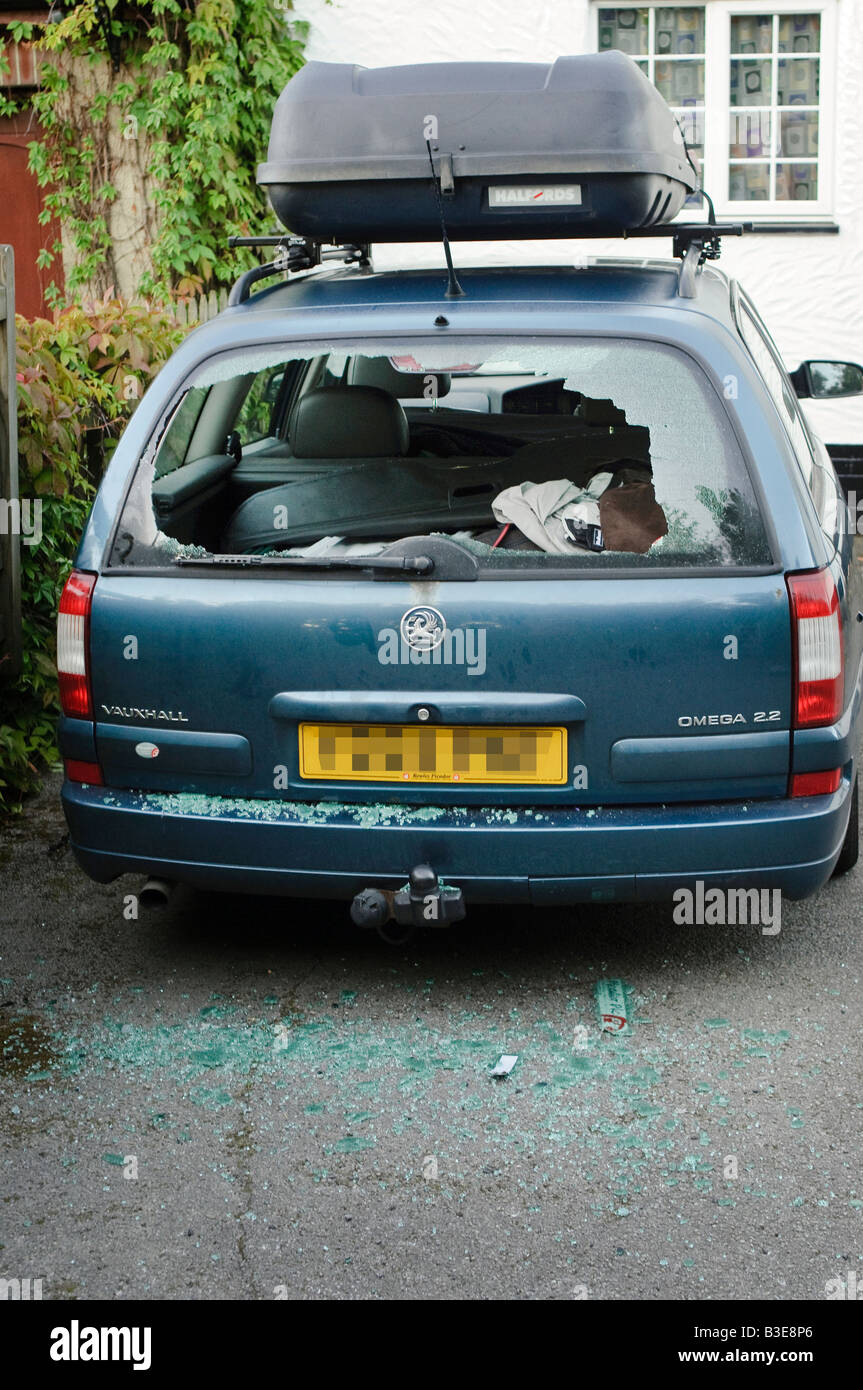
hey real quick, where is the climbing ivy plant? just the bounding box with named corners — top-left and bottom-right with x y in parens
top-left (23, 0), bottom-right (307, 301)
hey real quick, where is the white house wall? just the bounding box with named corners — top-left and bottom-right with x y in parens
top-left (292, 0), bottom-right (863, 441)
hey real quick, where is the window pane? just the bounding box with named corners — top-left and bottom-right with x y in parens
top-left (777, 13), bottom-right (820, 53)
top-left (730, 58), bottom-right (771, 106)
top-left (655, 58), bottom-right (704, 104)
top-left (777, 56), bottom-right (819, 105)
top-left (154, 388), bottom-right (209, 478)
top-left (596, 5), bottom-right (709, 213)
top-left (776, 162), bottom-right (818, 200)
top-left (729, 110), bottom-right (773, 159)
top-left (654, 7), bottom-right (705, 56)
top-left (597, 7), bottom-right (649, 55)
top-left (727, 12), bottom-right (822, 202)
top-left (235, 363), bottom-right (290, 444)
top-left (779, 109), bottom-right (818, 157)
top-left (728, 162), bottom-right (771, 200)
top-left (675, 107), bottom-right (704, 148)
top-left (673, 107), bottom-right (703, 205)
top-left (118, 337), bottom-right (772, 570)
top-left (730, 15), bottom-right (774, 55)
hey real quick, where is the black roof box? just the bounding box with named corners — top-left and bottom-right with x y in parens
top-left (258, 54), bottom-right (697, 243)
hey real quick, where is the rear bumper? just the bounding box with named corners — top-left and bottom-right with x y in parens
top-left (61, 778), bottom-right (855, 905)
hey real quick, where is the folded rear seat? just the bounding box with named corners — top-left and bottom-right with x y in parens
top-left (223, 413), bottom-right (654, 554)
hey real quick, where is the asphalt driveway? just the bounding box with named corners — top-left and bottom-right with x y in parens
top-left (1, 771), bottom-right (861, 1300)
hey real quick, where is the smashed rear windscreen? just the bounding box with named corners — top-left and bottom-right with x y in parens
top-left (110, 337), bottom-right (772, 573)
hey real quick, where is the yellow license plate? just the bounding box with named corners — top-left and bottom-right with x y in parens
top-left (299, 722), bottom-right (568, 784)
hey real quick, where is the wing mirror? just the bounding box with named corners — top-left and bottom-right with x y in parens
top-left (790, 360), bottom-right (863, 399)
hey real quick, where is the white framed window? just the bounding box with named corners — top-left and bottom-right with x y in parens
top-left (593, 3), bottom-right (836, 219)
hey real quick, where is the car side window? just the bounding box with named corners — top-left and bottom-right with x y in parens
top-left (233, 362), bottom-right (289, 444)
top-left (737, 297), bottom-right (826, 515)
top-left (153, 387), bottom-right (209, 479)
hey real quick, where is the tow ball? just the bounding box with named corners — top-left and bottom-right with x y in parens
top-left (350, 864), bottom-right (466, 942)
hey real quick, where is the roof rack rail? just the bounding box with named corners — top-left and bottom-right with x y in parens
top-left (227, 236), bottom-right (371, 306)
top-left (225, 218), bottom-right (751, 308)
top-left (622, 215), bottom-right (753, 298)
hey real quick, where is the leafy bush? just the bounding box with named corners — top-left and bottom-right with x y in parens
top-left (22, 0), bottom-right (307, 301)
top-left (0, 0), bottom-right (310, 810)
top-left (0, 294), bottom-right (185, 815)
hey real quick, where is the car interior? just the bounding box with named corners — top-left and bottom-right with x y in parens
top-left (149, 353), bottom-right (664, 560)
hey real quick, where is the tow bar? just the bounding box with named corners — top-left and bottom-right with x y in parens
top-left (350, 864), bottom-right (466, 943)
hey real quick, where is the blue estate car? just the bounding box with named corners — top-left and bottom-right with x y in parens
top-left (56, 57), bottom-right (863, 927)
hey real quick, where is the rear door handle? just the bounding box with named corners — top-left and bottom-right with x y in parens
top-left (269, 691), bottom-right (586, 724)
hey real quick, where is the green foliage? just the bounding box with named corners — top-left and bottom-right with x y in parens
top-left (28, 0), bottom-right (307, 299)
top-left (2, 0), bottom-right (306, 808)
top-left (695, 484), bottom-right (766, 563)
top-left (0, 48), bottom-right (14, 119)
top-left (0, 493), bottom-right (91, 814)
top-left (0, 296), bottom-right (185, 816)
top-left (233, 361), bottom-right (286, 442)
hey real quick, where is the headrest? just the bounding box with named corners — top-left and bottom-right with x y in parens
top-left (291, 386), bottom-right (410, 458)
top-left (348, 356), bottom-right (451, 399)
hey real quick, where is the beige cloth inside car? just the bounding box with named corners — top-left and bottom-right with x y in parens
top-left (491, 475), bottom-right (612, 554)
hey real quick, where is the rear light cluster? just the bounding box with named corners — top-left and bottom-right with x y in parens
top-left (57, 570), bottom-right (96, 718)
top-left (787, 568), bottom-right (843, 728)
top-left (57, 570), bottom-right (102, 785)
top-left (787, 568), bottom-right (843, 798)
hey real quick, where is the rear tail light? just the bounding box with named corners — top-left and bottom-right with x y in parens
top-left (791, 768), bottom-right (841, 798)
top-left (786, 568), bottom-right (843, 728)
top-left (57, 570), bottom-right (96, 719)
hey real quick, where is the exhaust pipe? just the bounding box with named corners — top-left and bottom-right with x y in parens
top-left (139, 877), bottom-right (176, 909)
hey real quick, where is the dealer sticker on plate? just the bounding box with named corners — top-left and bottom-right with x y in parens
top-left (488, 185), bottom-right (582, 206)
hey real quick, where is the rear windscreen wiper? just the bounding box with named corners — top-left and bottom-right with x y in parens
top-left (174, 552), bottom-right (434, 575)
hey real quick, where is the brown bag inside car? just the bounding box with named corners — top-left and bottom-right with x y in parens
top-left (599, 470), bottom-right (668, 554)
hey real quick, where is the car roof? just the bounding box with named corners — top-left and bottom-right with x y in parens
top-left (226, 257), bottom-right (736, 328)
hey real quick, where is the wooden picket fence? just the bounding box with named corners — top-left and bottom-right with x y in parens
top-left (171, 286), bottom-right (230, 328)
